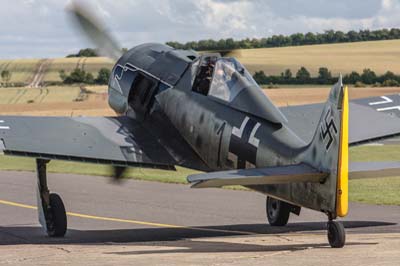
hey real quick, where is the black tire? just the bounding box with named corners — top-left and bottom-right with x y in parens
top-left (47, 193), bottom-right (67, 237)
top-left (327, 221), bottom-right (345, 248)
top-left (266, 196), bottom-right (290, 226)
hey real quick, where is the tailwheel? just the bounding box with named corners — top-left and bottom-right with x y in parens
top-left (46, 193), bottom-right (67, 237)
top-left (266, 196), bottom-right (291, 226)
top-left (327, 220), bottom-right (345, 248)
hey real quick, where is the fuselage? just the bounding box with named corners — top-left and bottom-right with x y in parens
top-left (108, 43), bottom-right (307, 171)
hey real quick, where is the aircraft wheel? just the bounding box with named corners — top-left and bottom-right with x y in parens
top-left (327, 220), bottom-right (345, 248)
top-left (46, 193), bottom-right (67, 237)
top-left (266, 196), bottom-right (290, 226)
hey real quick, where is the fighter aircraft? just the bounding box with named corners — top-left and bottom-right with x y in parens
top-left (1, 3), bottom-right (399, 248)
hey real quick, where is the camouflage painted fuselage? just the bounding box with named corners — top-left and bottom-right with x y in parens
top-left (108, 43), bottom-right (341, 215)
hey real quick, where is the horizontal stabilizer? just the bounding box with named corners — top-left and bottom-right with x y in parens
top-left (187, 163), bottom-right (328, 188)
top-left (350, 162), bottom-right (400, 179)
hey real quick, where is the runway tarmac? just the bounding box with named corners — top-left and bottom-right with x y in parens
top-left (0, 171), bottom-right (399, 265)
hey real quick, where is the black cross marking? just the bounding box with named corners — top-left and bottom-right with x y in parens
top-left (320, 108), bottom-right (338, 151)
top-left (229, 117), bottom-right (259, 169)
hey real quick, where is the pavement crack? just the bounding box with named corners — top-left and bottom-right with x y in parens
top-left (51, 246), bottom-right (72, 254)
top-left (276, 234), bottom-right (294, 242)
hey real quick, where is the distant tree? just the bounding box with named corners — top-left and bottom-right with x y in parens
top-left (1, 70), bottom-right (12, 85)
top-left (217, 39), bottom-right (227, 50)
top-left (304, 32), bottom-right (317, 44)
top-left (334, 31), bottom-right (347, 42)
top-left (253, 71), bottom-right (268, 84)
top-left (380, 71), bottom-right (400, 83)
top-left (95, 68), bottom-right (111, 85)
top-left (390, 28), bottom-right (400, 39)
top-left (59, 70), bottom-right (67, 82)
top-left (70, 68), bottom-right (87, 83)
top-left (361, 68), bottom-right (377, 84)
top-left (226, 38), bottom-right (236, 49)
top-left (78, 48), bottom-right (98, 57)
top-left (66, 48), bottom-right (98, 58)
top-left (283, 69), bottom-right (292, 79)
top-left (324, 30), bottom-right (336, 43)
top-left (382, 79), bottom-right (400, 87)
top-left (290, 33), bottom-right (305, 45)
top-left (279, 69), bottom-right (293, 83)
top-left (347, 30), bottom-right (361, 42)
top-left (317, 67), bottom-right (332, 84)
top-left (85, 73), bottom-right (95, 85)
top-left (60, 68), bottom-right (87, 84)
top-left (166, 27), bottom-right (400, 51)
top-left (343, 71), bottom-right (361, 84)
top-left (296, 67), bottom-right (311, 83)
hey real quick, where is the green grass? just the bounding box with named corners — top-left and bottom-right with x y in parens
top-left (349, 176), bottom-right (400, 205)
top-left (350, 145), bottom-right (400, 205)
top-left (350, 144), bottom-right (400, 162)
top-left (0, 155), bottom-right (195, 184)
top-left (0, 145), bottom-right (398, 205)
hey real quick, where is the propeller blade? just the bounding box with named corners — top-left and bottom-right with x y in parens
top-left (111, 166), bottom-right (128, 183)
top-left (67, 1), bottom-right (123, 60)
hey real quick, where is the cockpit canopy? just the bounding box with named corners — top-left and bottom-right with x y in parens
top-left (192, 55), bottom-right (288, 125)
top-left (208, 58), bottom-right (257, 102)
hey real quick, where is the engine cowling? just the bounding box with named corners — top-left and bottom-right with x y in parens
top-left (108, 43), bottom-right (198, 116)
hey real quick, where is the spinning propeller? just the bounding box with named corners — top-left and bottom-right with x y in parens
top-left (67, 1), bottom-right (123, 60)
top-left (67, 1), bottom-right (128, 182)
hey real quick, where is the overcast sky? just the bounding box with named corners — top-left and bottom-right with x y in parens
top-left (1, 0), bottom-right (400, 59)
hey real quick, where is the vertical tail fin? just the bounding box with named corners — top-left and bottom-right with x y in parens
top-left (301, 76), bottom-right (349, 217)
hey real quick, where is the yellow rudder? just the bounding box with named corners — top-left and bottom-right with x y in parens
top-left (336, 86), bottom-right (349, 217)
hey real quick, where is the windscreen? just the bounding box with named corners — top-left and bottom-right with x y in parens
top-left (208, 58), bottom-right (258, 102)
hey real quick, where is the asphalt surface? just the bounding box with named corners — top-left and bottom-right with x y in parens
top-left (0, 171), bottom-right (399, 265)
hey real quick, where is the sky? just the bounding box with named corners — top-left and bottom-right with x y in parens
top-left (1, 0), bottom-right (400, 59)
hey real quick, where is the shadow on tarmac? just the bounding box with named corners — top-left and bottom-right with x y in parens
top-left (0, 221), bottom-right (395, 248)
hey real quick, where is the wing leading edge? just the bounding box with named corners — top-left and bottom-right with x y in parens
top-left (188, 163), bottom-right (328, 188)
top-left (0, 116), bottom-right (198, 170)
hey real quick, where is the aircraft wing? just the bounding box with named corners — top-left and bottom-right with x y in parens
top-left (187, 162), bottom-right (400, 189)
top-left (280, 94), bottom-right (400, 145)
top-left (349, 162), bottom-right (400, 179)
top-left (188, 163), bottom-right (328, 188)
top-left (0, 116), bottom-right (208, 170)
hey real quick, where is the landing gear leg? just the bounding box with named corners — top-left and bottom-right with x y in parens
top-left (327, 215), bottom-right (345, 248)
top-left (36, 159), bottom-right (67, 237)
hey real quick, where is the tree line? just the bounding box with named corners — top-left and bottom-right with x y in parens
top-left (253, 67), bottom-right (400, 87)
top-left (66, 48), bottom-right (129, 58)
top-left (167, 28), bottom-right (400, 51)
top-left (59, 68), bottom-right (111, 85)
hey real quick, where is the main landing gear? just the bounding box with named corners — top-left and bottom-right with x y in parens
top-left (265, 196), bottom-right (345, 248)
top-left (266, 196), bottom-right (300, 226)
top-left (36, 159), bottom-right (67, 237)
